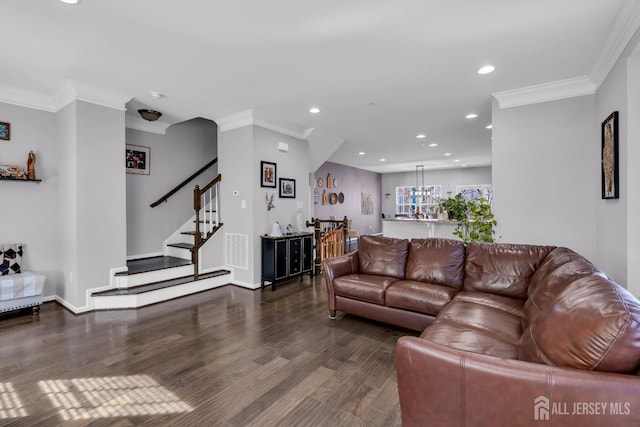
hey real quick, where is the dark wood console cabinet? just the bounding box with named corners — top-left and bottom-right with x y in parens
top-left (261, 233), bottom-right (313, 291)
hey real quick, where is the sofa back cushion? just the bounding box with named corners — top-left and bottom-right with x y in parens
top-left (358, 235), bottom-right (409, 280)
top-left (518, 275), bottom-right (640, 374)
top-left (406, 238), bottom-right (465, 289)
top-left (464, 242), bottom-right (555, 300)
top-left (522, 247), bottom-right (604, 329)
top-left (1, 244), bottom-right (23, 276)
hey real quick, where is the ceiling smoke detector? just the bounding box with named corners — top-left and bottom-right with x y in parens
top-left (138, 109), bottom-right (163, 122)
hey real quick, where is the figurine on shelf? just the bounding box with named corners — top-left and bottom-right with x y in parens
top-left (27, 151), bottom-right (36, 180)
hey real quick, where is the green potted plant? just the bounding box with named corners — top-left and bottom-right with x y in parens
top-left (439, 195), bottom-right (497, 243)
top-left (455, 198), bottom-right (497, 244)
top-left (438, 194), bottom-right (467, 221)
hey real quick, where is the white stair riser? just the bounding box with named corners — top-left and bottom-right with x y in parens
top-left (93, 274), bottom-right (230, 310)
top-left (114, 265), bottom-right (195, 288)
top-left (164, 245), bottom-right (192, 260)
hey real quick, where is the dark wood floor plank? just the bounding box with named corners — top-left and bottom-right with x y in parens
top-left (0, 275), bottom-right (416, 426)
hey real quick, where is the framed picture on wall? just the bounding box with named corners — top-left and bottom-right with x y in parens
top-left (279, 177), bottom-right (296, 198)
top-left (601, 111), bottom-right (619, 199)
top-left (0, 122), bottom-right (10, 141)
top-left (261, 161), bottom-right (277, 188)
top-left (126, 144), bottom-right (150, 175)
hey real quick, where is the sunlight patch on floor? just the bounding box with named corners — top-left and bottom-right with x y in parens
top-left (0, 382), bottom-right (28, 419)
top-left (38, 375), bottom-right (193, 421)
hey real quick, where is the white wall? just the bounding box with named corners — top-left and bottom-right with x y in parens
top-left (218, 125), bottom-right (310, 287)
top-left (0, 101), bottom-right (62, 298)
top-left (381, 166), bottom-right (492, 217)
top-left (74, 101), bottom-right (127, 306)
top-left (628, 48), bottom-right (640, 296)
top-left (126, 118), bottom-right (218, 257)
top-left (492, 95), bottom-right (598, 261)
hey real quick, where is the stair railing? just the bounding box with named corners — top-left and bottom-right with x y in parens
top-left (150, 158), bottom-right (218, 208)
top-left (193, 173), bottom-right (222, 279)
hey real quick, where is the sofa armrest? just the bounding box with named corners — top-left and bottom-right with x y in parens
top-left (322, 251), bottom-right (359, 315)
top-left (396, 336), bottom-right (640, 427)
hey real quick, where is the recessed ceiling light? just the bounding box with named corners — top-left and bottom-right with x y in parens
top-left (461, 164), bottom-right (467, 167)
top-left (379, 158), bottom-right (386, 162)
top-left (428, 143), bottom-right (438, 147)
top-left (309, 107), bottom-right (320, 114)
top-left (454, 159), bottom-right (460, 162)
top-left (416, 134), bottom-right (426, 139)
top-left (59, 0), bottom-right (79, 3)
top-left (150, 91), bottom-right (164, 99)
top-left (465, 113), bottom-right (478, 119)
top-left (444, 153), bottom-right (452, 156)
top-left (477, 65), bottom-right (495, 75)
top-left (358, 151), bottom-right (365, 155)
top-left (485, 124), bottom-right (493, 129)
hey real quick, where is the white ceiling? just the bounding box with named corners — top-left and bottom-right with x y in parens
top-left (2, 0), bottom-right (639, 173)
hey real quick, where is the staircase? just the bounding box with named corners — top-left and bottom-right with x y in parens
top-left (91, 172), bottom-right (229, 310)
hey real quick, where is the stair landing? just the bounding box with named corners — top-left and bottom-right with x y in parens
top-left (95, 256), bottom-right (233, 310)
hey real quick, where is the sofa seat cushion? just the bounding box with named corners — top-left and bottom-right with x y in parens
top-left (332, 274), bottom-right (400, 305)
top-left (433, 298), bottom-right (523, 346)
top-left (0, 271), bottom-right (45, 301)
top-left (453, 290), bottom-right (525, 318)
top-left (420, 323), bottom-right (518, 359)
top-left (385, 280), bottom-right (459, 316)
top-left (519, 275), bottom-right (640, 373)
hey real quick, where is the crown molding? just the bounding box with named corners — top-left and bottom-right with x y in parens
top-left (125, 114), bottom-right (170, 135)
top-left (53, 80), bottom-right (132, 111)
top-left (0, 81), bottom-right (132, 113)
top-left (590, 1), bottom-right (640, 89)
top-left (215, 109), bottom-right (313, 140)
top-left (493, 76), bottom-right (596, 109)
top-left (0, 84), bottom-right (59, 112)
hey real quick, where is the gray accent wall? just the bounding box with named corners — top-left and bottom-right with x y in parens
top-left (313, 161), bottom-right (382, 235)
top-left (126, 118), bottom-right (218, 257)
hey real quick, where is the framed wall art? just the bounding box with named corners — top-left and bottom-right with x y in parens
top-left (261, 161), bottom-right (277, 188)
top-left (126, 144), bottom-right (150, 175)
top-left (0, 122), bottom-right (10, 141)
top-left (279, 177), bottom-right (296, 198)
top-left (601, 111), bottom-right (619, 199)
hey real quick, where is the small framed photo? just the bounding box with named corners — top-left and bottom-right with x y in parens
top-left (601, 111), bottom-right (619, 199)
top-left (0, 122), bottom-right (10, 141)
top-left (126, 144), bottom-right (150, 175)
top-left (261, 161), bottom-right (277, 188)
top-left (279, 177), bottom-right (296, 198)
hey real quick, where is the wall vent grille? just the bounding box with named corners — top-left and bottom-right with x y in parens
top-left (225, 233), bottom-right (248, 269)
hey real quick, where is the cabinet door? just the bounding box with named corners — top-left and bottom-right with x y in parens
top-left (275, 239), bottom-right (288, 280)
top-left (302, 235), bottom-right (313, 273)
top-left (288, 238), bottom-right (301, 275)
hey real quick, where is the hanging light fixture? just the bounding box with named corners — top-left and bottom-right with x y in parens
top-left (413, 165), bottom-right (425, 215)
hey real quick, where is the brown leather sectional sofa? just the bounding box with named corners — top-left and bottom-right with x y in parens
top-left (322, 235), bottom-right (640, 426)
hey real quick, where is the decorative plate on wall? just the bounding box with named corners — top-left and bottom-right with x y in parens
top-left (333, 178), bottom-right (338, 188)
top-left (330, 193), bottom-right (338, 204)
top-left (317, 177), bottom-right (323, 188)
top-left (338, 192), bottom-right (344, 204)
top-left (314, 191), bottom-right (320, 204)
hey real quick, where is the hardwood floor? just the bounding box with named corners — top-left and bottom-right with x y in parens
top-left (0, 275), bottom-right (418, 426)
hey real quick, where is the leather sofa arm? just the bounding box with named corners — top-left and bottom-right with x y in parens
top-left (322, 251), bottom-right (359, 317)
top-left (396, 336), bottom-right (640, 427)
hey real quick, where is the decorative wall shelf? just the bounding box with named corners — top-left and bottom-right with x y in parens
top-left (0, 177), bottom-right (42, 183)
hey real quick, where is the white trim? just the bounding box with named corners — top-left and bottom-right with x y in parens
top-left (126, 252), bottom-right (163, 261)
top-left (215, 109), bottom-right (312, 140)
top-left (54, 295), bottom-right (93, 314)
top-left (493, 76), bottom-right (595, 109)
top-left (231, 279), bottom-right (261, 290)
top-left (0, 80), bottom-right (132, 113)
top-left (590, 1), bottom-right (640, 89)
top-left (125, 114), bottom-right (171, 135)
